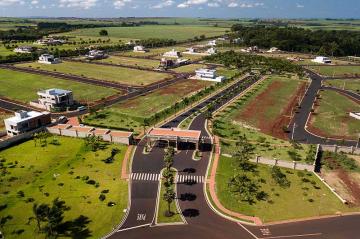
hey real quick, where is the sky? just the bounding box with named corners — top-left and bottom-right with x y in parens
top-left (0, 0), bottom-right (359, 19)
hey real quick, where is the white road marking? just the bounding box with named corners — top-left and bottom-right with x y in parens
top-left (260, 233), bottom-right (322, 239)
top-left (130, 173), bottom-right (161, 182)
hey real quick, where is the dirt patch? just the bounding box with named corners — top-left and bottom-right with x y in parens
top-left (237, 80), bottom-right (307, 140)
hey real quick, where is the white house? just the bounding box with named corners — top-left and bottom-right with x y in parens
top-left (194, 68), bottom-right (226, 82)
top-left (13, 46), bottom-right (34, 54)
top-left (86, 50), bottom-right (107, 60)
top-left (34, 38), bottom-right (65, 46)
top-left (133, 45), bottom-right (148, 53)
top-left (241, 46), bottom-right (259, 53)
top-left (30, 89), bottom-right (74, 111)
top-left (207, 40), bottom-right (217, 46)
top-left (4, 111), bottom-right (51, 136)
top-left (38, 54), bottom-right (61, 64)
top-left (206, 47), bottom-right (217, 55)
top-left (267, 47), bottom-right (280, 53)
top-left (163, 49), bottom-right (182, 58)
top-left (312, 56), bottom-right (332, 64)
top-left (349, 112), bottom-right (360, 120)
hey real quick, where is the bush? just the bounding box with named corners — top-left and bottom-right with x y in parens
top-left (99, 194), bottom-right (106, 201)
top-left (270, 166), bottom-right (290, 188)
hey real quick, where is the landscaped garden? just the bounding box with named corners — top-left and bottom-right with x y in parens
top-left (0, 68), bottom-right (120, 103)
top-left (0, 136), bottom-right (128, 239)
top-left (16, 61), bottom-right (172, 86)
top-left (309, 90), bottom-right (360, 140)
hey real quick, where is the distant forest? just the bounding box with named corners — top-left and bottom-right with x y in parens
top-left (231, 25), bottom-right (360, 57)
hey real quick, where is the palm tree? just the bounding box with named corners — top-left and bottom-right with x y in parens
top-left (32, 203), bottom-right (49, 232)
top-left (163, 188), bottom-right (176, 217)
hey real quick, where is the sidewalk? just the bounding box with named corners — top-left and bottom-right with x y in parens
top-left (208, 136), bottom-right (263, 225)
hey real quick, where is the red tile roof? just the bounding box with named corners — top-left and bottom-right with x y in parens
top-left (69, 126), bottom-right (94, 133)
top-left (148, 127), bottom-right (201, 139)
top-left (93, 129), bottom-right (110, 135)
top-left (110, 131), bottom-right (133, 138)
top-left (49, 124), bottom-right (72, 130)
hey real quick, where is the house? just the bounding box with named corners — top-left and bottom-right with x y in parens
top-left (267, 47), bottom-right (280, 53)
top-left (30, 89), bottom-right (74, 111)
top-left (34, 37), bottom-right (65, 46)
top-left (183, 46), bottom-right (216, 56)
top-left (4, 111), bottom-right (51, 136)
top-left (13, 46), bottom-right (34, 53)
top-left (207, 40), bottom-right (217, 46)
top-left (159, 58), bottom-right (190, 69)
top-left (163, 49), bottom-right (182, 58)
top-left (312, 56), bottom-right (332, 64)
top-left (349, 112), bottom-right (360, 120)
top-left (194, 68), bottom-right (226, 82)
top-left (206, 47), bottom-right (217, 55)
top-left (38, 54), bottom-right (61, 64)
top-left (133, 45), bottom-right (148, 53)
top-left (86, 50), bottom-right (107, 60)
top-left (241, 46), bottom-right (259, 53)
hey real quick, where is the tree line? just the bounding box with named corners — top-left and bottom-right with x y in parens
top-left (230, 25), bottom-right (360, 56)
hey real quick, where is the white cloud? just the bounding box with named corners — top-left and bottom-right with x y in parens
top-left (296, 3), bottom-right (304, 8)
top-left (228, 2), bottom-right (237, 8)
top-left (31, 0), bottom-right (39, 4)
top-left (113, 0), bottom-right (131, 9)
top-left (177, 0), bottom-right (208, 8)
top-left (150, 0), bottom-right (174, 9)
top-left (227, 1), bottom-right (264, 8)
top-left (208, 2), bottom-right (220, 7)
top-left (0, 0), bottom-right (24, 6)
top-left (58, 0), bottom-right (97, 9)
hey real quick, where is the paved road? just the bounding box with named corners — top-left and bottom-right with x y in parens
top-left (288, 70), bottom-right (358, 146)
top-left (322, 85), bottom-right (360, 102)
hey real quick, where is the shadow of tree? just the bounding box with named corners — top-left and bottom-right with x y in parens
top-left (57, 215), bottom-right (92, 239)
top-left (179, 193), bottom-right (197, 201)
top-left (182, 209), bottom-right (199, 218)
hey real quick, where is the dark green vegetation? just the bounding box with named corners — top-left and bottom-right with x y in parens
top-left (230, 25), bottom-right (360, 56)
top-left (322, 151), bottom-right (360, 172)
top-left (0, 136), bottom-right (128, 239)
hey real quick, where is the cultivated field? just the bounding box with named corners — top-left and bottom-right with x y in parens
top-left (60, 25), bottom-right (229, 41)
top-left (308, 65), bottom-right (360, 77)
top-left (16, 61), bottom-right (171, 86)
top-left (84, 79), bottom-right (212, 133)
top-left (309, 90), bottom-right (360, 140)
top-left (0, 136), bottom-right (128, 239)
top-left (324, 79), bottom-right (360, 93)
top-left (215, 156), bottom-right (356, 223)
top-left (0, 68), bottom-right (120, 103)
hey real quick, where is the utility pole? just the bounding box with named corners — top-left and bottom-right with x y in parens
top-left (291, 123), bottom-right (296, 140)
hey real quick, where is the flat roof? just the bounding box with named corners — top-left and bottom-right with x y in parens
top-left (148, 127), bottom-right (201, 140)
top-left (39, 88), bottom-right (72, 95)
top-left (69, 126), bottom-right (94, 133)
top-left (93, 128), bottom-right (110, 135)
top-left (5, 111), bottom-right (48, 124)
top-left (110, 131), bottom-right (133, 138)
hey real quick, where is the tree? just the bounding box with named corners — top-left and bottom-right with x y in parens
top-left (32, 203), bottom-right (49, 232)
top-left (164, 146), bottom-right (175, 170)
top-left (99, 29), bottom-right (108, 36)
top-left (233, 135), bottom-right (255, 171)
top-left (163, 187), bottom-right (176, 216)
top-left (228, 174), bottom-right (260, 204)
top-left (162, 168), bottom-right (174, 187)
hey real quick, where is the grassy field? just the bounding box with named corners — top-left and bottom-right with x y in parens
top-left (310, 90), bottom-right (360, 139)
top-left (216, 156), bottom-right (357, 223)
top-left (98, 56), bottom-right (159, 68)
top-left (0, 68), bottom-right (120, 103)
top-left (173, 64), bottom-right (207, 73)
top-left (0, 136), bottom-right (128, 239)
top-left (60, 25), bottom-right (229, 41)
top-left (16, 61), bottom-right (171, 86)
top-left (84, 79), bottom-right (212, 133)
top-left (308, 65), bottom-right (360, 77)
top-left (324, 79), bottom-right (360, 93)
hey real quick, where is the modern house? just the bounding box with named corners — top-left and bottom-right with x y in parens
top-left (86, 50), bottom-right (107, 60)
top-left (163, 49), bottom-right (182, 58)
top-left (241, 46), bottom-right (259, 53)
top-left (206, 47), bottom-right (217, 55)
top-left (133, 45), bottom-right (148, 53)
top-left (207, 40), bottom-right (217, 46)
top-left (349, 112), bottom-right (360, 120)
top-left (194, 68), bottom-right (226, 82)
top-left (4, 111), bottom-right (51, 136)
top-left (13, 46), bottom-right (34, 53)
top-left (159, 58), bottom-right (190, 69)
top-left (30, 89), bottom-right (74, 111)
top-left (312, 56), bottom-right (332, 64)
top-left (267, 47), bottom-right (280, 53)
top-left (183, 46), bottom-right (216, 56)
top-left (34, 38), bottom-right (65, 46)
top-left (38, 54), bottom-right (61, 64)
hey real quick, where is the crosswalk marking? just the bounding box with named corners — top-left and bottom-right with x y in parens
top-left (175, 174), bottom-right (205, 183)
top-left (131, 173), bottom-right (160, 182)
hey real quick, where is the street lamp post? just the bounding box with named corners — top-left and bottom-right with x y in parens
top-left (291, 123), bottom-right (297, 140)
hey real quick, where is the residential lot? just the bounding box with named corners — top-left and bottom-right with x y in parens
top-left (324, 79), bottom-right (360, 93)
top-left (215, 156), bottom-right (357, 223)
top-left (0, 68), bottom-right (120, 103)
top-left (308, 65), bottom-right (360, 77)
top-left (98, 55), bottom-right (159, 68)
top-left (16, 61), bottom-right (172, 86)
top-left (0, 136), bottom-right (128, 239)
top-left (84, 79), bottom-right (213, 134)
top-left (60, 25), bottom-right (228, 41)
top-left (309, 90), bottom-right (360, 140)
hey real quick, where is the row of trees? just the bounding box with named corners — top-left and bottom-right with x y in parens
top-left (162, 147), bottom-right (176, 217)
top-left (230, 25), bottom-right (360, 57)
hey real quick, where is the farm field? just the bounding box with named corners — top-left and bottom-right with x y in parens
top-left (215, 156), bottom-right (357, 223)
top-left (16, 61), bottom-right (171, 86)
top-left (308, 65), bottom-right (360, 77)
top-left (0, 68), bottom-right (120, 103)
top-left (98, 55), bottom-right (159, 68)
top-left (84, 79), bottom-right (212, 133)
top-left (324, 79), bottom-right (360, 93)
top-left (309, 90), bottom-right (360, 140)
top-left (0, 136), bottom-right (128, 239)
top-left (60, 25), bottom-right (229, 41)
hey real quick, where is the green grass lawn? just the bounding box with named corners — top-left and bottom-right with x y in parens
top-left (324, 79), bottom-right (360, 94)
top-left (310, 90), bottom-right (360, 139)
top-left (172, 64), bottom-right (207, 73)
top-left (157, 170), bottom-right (183, 224)
top-left (0, 136), bottom-right (128, 239)
top-left (16, 61), bottom-right (171, 86)
top-left (98, 56), bottom-right (159, 68)
top-left (0, 68), bottom-right (120, 103)
top-left (84, 79), bottom-right (212, 133)
top-left (60, 25), bottom-right (228, 41)
top-left (216, 156), bottom-right (357, 223)
top-left (309, 65), bottom-right (360, 77)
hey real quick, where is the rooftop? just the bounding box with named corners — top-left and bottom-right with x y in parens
top-left (39, 88), bottom-right (72, 95)
top-left (5, 111), bottom-right (48, 124)
top-left (148, 127), bottom-right (201, 140)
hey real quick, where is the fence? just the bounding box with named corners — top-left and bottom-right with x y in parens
top-left (0, 127), bottom-right (45, 150)
top-left (252, 156), bottom-right (314, 171)
top-left (321, 144), bottom-right (360, 155)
